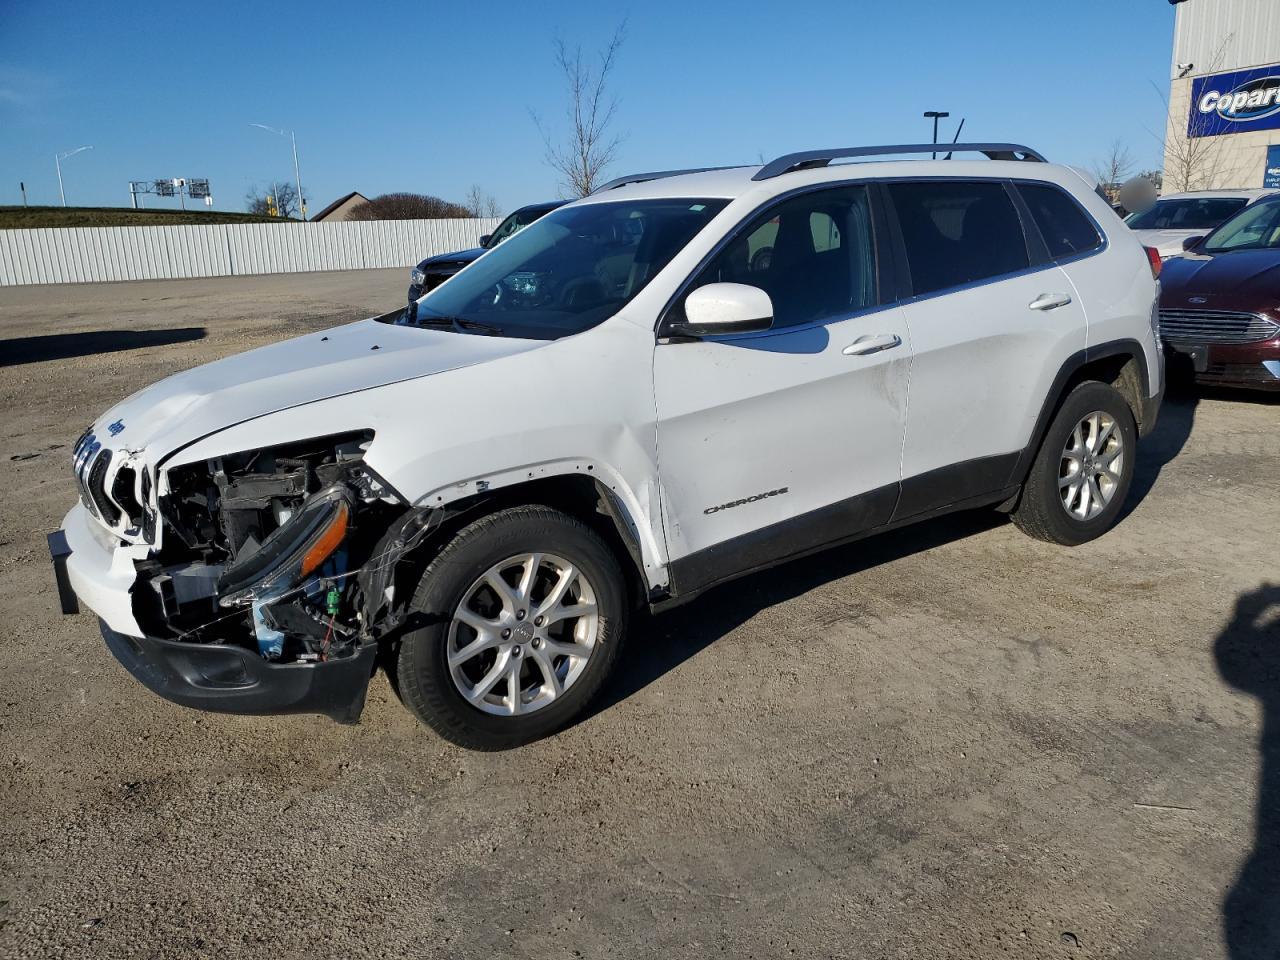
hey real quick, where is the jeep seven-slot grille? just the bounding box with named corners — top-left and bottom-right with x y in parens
top-left (111, 463), bottom-right (142, 531)
top-left (1158, 309), bottom-right (1280, 344)
top-left (86, 449), bottom-right (120, 524)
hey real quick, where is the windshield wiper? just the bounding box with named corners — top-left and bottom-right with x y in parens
top-left (410, 311), bottom-right (505, 336)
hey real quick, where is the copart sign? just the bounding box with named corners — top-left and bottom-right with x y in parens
top-left (1190, 67), bottom-right (1280, 138)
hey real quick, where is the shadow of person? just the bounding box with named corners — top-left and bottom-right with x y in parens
top-left (1215, 583), bottom-right (1280, 959)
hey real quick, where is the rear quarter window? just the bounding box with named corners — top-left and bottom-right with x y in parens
top-left (1017, 183), bottom-right (1103, 259)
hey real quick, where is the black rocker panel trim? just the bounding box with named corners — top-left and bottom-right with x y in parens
top-left (664, 478), bottom-right (1019, 605)
top-left (892, 453), bottom-right (1021, 523)
top-left (669, 452), bottom-right (1023, 598)
top-left (668, 482), bottom-right (898, 597)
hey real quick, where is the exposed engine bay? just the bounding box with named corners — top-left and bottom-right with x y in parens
top-left (133, 431), bottom-right (432, 665)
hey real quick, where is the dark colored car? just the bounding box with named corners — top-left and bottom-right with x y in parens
top-left (1158, 195), bottom-right (1280, 392)
top-left (407, 200), bottom-right (565, 300)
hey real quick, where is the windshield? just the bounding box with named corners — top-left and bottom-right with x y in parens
top-left (1203, 198), bottom-right (1280, 252)
top-left (1125, 197), bottom-right (1248, 231)
top-left (410, 198), bottom-right (730, 340)
top-left (486, 206), bottom-right (552, 246)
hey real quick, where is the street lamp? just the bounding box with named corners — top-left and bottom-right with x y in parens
top-left (55, 145), bottom-right (93, 207)
top-left (250, 123), bottom-right (306, 220)
top-left (923, 111), bottom-right (949, 159)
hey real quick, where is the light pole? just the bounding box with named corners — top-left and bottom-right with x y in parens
top-left (251, 123), bottom-right (305, 219)
top-left (923, 111), bottom-right (949, 159)
top-left (55, 145), bottom-right (93, 207)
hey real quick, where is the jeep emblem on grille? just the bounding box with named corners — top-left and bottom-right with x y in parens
top-left (107, 419), bottom-right (125, 437)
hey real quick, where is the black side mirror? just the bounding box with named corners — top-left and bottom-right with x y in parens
top-left (479, 234), bottom-right (492, 248)
top-left (1182, 235), bottom-right (1205, 252)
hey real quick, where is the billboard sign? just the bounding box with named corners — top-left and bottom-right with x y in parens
top-left (1189, 67), bottom-right (1280, 138)
top-left (1265, 145), bottom-right (1280, 189)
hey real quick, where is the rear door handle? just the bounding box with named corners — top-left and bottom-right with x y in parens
top-left (843, 333), bottom-right (902, 356)
top-left (1029, 292), bottom-right (1072, 311)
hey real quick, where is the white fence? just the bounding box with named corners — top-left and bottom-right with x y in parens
top-left (0, 217), bottom-right (502, 286)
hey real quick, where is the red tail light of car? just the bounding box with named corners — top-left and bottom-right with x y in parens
top-left (1144, 246), bottom-right (1162, 279)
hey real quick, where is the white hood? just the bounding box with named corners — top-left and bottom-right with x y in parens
top-left (93, 317), bottom-right (542, 462)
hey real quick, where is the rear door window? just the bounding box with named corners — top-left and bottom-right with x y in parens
top-left (1018, 183), bottom-right (1102, 259)
top-left (886, 181), bottom-right (1030, 297)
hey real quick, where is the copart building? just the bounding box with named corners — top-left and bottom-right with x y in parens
top-left (1165, 0), bottom-right (1280, 190)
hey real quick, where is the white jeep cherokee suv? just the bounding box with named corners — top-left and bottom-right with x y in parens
top-left (50, 143), bottom-right (1164, 750)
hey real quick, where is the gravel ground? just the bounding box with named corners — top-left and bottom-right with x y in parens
top-left (0, 270), bottom-right (1277, 960)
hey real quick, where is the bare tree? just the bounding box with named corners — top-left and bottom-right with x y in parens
top-left (1162, 96), bottom-right (1235, 193)
top-left (245, 188), bottom-right (272, 217)
top-left (345, 192), bottom-right (472, 220)
top-left (1151, 36), bottom-right (1244, 193)
top-left (1091, 140), bottom-right (1134, 202)
top-left (533, 23), bottom-right (627, 197)
top-left (464, 184), bottom-right (502, 218)
top-left (244, 181), bottom-right (306, 219)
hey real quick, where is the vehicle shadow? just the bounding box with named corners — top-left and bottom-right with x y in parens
top-left (1120, 377), bottom-right (1199, 522)
top-left (594, 509), bottom-right (1002, 716)
top-left (0, 327), bottom-right (206, 367)
top-left (1215, 583), bottom-right (1280, 959)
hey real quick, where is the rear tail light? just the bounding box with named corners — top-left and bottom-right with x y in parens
top-left (1144, 246), bottom-right (1162, 279)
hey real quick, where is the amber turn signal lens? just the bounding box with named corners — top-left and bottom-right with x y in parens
top-left (299, 501), bottom-right (349, 579)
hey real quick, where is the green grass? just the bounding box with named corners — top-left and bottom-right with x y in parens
top-left (0, 206), bottom-right (300, 229)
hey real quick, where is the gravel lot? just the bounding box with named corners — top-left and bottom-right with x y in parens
top-left (0, 270), bottom-right (1277, 960)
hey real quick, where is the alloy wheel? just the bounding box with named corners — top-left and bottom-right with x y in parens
top-left (1059, 410), bottom-right (1124, 521)
top-left (447, 553), bottom-right (599, 716)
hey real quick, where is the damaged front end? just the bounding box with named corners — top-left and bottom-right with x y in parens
top-left (115, 431), bottom-right (430, 722)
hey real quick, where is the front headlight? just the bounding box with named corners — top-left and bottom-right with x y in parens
top-left (410, 267), bottom-right (426, 286)
top-left (217, 484), bottom-right (353, 607)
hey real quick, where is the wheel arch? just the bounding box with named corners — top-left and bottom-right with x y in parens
top-left (1010, 338), bottom-right (1154, 489)
top-left (405, 470), bottom-right (662, 611)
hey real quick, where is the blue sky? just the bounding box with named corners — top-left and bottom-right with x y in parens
top-left (1, 0), bottom-right (1176, 214)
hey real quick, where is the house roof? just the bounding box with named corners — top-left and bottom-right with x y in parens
top-left (310, 191), bottom-right (369, 222)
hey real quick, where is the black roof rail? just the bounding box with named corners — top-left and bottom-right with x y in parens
top-left (752, 143), bottom-right (1047, 181)
top-left (590, 166), bottom-right (742, 194)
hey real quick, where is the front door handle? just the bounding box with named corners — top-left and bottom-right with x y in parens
top-left (843, 333), bottom-right (902, 356)
top-left (1029, 292), bottom-right (1072, 311)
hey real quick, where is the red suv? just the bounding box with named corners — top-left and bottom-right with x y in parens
top-left (1159, 195), bottom-right (1280, 392)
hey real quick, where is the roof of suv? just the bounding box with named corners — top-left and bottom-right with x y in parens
top-left (575, 158), bottom-right (1092, 205)
top-left (569, 143), bottom-right (1093, 207)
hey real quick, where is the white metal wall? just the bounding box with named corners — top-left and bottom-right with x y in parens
top-left (0, 217), bottom-right (501, 286)
top-left (1171, 0), bottom-right (1280, 77)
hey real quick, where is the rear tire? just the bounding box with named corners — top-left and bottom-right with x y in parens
top-left (1012, 381), bottom-right (1137, 546)
top-left (395, 505), bottom-right (628, 750)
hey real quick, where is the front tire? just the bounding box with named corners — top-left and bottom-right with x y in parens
top-left (1012, 381), bottom-right (1137, 546)
top-left (395, 505), bottom-right (628, 750)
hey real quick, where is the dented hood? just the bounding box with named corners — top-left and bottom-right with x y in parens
top-left (94, 317), bottom-right (542, 459)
